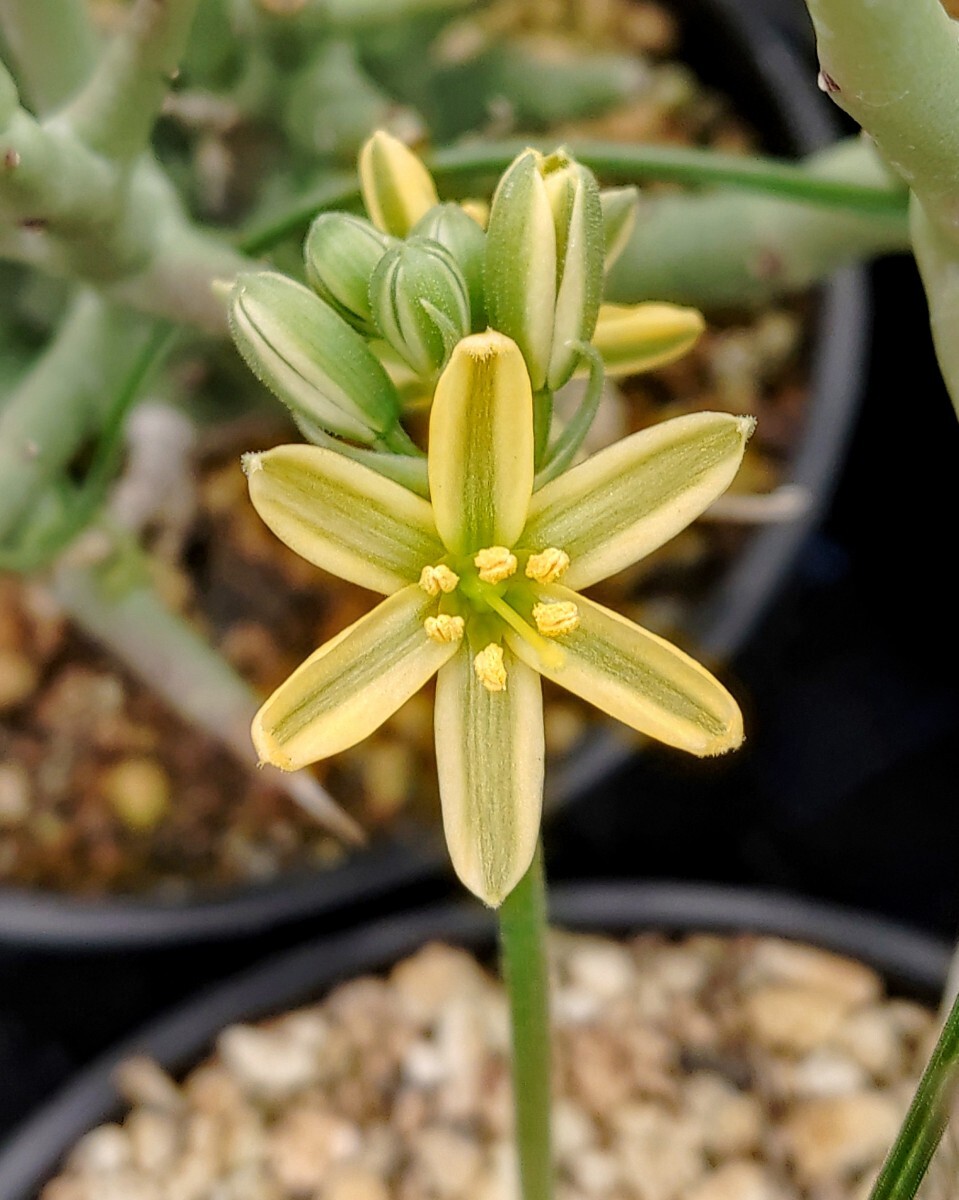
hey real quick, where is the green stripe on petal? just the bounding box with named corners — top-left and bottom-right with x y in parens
top-left (428, 331), bottom-right (535, 555)
top-left (435, 643), bottom-right (544, 907)
top-left (254, 585), bottom-right (456, 771)
top-left (525, 411), bottom-right (753, 589)
top-left (508, 585), bottom-right (743, 757)
top-left (245, 444), bottom-right (444, 595)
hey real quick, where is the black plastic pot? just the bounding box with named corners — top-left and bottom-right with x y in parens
top-left (0, 882), bottom-right (946, 1199)
top-left (0, 0), bottom-right (868, 949)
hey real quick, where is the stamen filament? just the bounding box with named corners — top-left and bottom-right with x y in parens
top-left (485, 592), bottom-right (566, 670)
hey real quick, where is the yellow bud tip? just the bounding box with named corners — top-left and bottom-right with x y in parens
top-left (474, 546), bottom-right (518, 584)
top-left (532, 600), bottom-right (580, 637)
top-left (419, 564), bottom-right (460, 596)
top-left (424, 614), bottom-right (465, 644)
top-left (474, 643), bottom-right (507, 692)
top-left (459, 199), bottom-right (489, 229)
top-left (526, 547), bottom-right (570, 584)
top-left (358, 130), bottom-right (438, 237)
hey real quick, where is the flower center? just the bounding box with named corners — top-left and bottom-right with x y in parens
top-left (419, 544), bottom-right (576, 691)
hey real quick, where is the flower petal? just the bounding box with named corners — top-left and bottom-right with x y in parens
top-left (254, 585), bottom-right (457, 771)
top-left (428, 331), bottom-right (535, 555)
top-left (507, 585), bottom-right (743, 757)
top-left (588, 303), bottom-right (705, 377)
top-left (245, 444), bottom-right (444, 595)
top-left (434, 643), bottom-right (544, 907)
top-left (524, 411), bottom-right (754, 589)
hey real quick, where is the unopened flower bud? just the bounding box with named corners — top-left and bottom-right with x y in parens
top-left (412, 203), bottom-right (487, 330)
top-left (599, 186), bottom-right (639, 271)
top-left (370, 237), bottom-right (471, 377)
top-left (229, 271), bottom-right (402, 444)
top-left (485, 148), bottom-right (604, 392)
top-left (305, 212), bottom-right (395, 335)
top-left (358, 130), bottom-right (438, 236)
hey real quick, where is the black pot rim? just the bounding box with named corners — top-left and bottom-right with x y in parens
top-left (0, 881), bottom-right (947, 1200)
top-left (0, 0), bottom-right (870, 949)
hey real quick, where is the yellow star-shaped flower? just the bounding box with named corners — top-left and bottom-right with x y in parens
top-left (244, 331), bottom-right (750, 906)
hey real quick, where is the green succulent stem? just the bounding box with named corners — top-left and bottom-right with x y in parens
top-left (804, 0), bottom-right (959, 417)
top-left (0, 0), bottom-right (248, 331)
top-left (0, 291), bottom-right (158, 547)
top-left (499, 842), bottom-right (553, 1200)
top-left (607, 137), bottom-right (910, 309)
top-left (867, 986), bottom-right (959, 1200)
top-left (0, 0), bottom-right (98, 112)
top-left (61, 0), bottom-right (201, 165)
top-left (805, 0), bottom-right (959, 245)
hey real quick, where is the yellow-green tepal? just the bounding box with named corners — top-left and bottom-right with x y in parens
top-left (485, 148), bottom-right (604, 392)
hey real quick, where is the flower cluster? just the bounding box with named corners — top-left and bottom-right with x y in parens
top-left (230, 133), bottom-right (751, 906)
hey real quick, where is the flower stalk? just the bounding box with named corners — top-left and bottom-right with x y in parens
top-left (499, 842), bottom-right (553, 1200)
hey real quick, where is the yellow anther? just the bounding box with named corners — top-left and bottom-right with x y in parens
top-left (532, 600), bottom-right (580, 637)
top-left (474, 546), bottom-right (518, 584)
top-left (419, 564), bottom-right (460, 596)
top-left (525, 547), bottom-right (570, 584)
top-left (424, 614), bottom-right (465, 644)
top-left (474, 643), bottom-right (507, 692)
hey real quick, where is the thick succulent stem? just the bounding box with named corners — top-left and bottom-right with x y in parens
top-left (0, 290), bottom-right (155, 546)
top-left (806, 0), bottom-right (959, 245)
top-left (0, 4), bottom-right (247, 330)
top-left (62, 0), bottom-right (202, 165)
top-left (607, 137), bottom-right (909, 309)
top-left (805, 0), bottom-right (959, 416)
top-left (0, 0), bottom-right (98, 112)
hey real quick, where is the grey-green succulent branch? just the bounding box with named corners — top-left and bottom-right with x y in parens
top-left (805, 0), bottom-right (959, 416)
top-left (0, 0), bottom-right (247, 332)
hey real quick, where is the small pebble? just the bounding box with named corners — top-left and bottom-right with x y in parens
top-left (101, 758), bottom-right (171, 832)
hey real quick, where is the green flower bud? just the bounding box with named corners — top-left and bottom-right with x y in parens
top-left (411, 203), bottom-right (488, 330)
top-left (229, 271), bottom-right (402, 445)
top-left (485, 148), bottom-right (604, 393)
top-left (369, 237), bottom-right (471, 378)
top-left (599, 186), bottom-right (639, 271)
top-left (305, 212), bottom-right (396, 335)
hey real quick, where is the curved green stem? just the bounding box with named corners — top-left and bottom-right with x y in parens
top-left (536, 343), bottom-right (605, 487)
top-left (868, 987), bottom-right (959, 1200)
top-left (240, 137), bottom-right (908, 253)
top-left (499, 843), bottom-right (553, 1200)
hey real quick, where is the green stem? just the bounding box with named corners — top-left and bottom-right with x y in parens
top-left (532, 388), bottom-right (553, 470)
top-left (498, 843), bottom-right (553, 1200)
top-left (868, 987), bottom-right (959, 1200)
top-left (806, 0), bottom-right (959, 244)
top-left (0, 0), bottom-right (98, 112)
top-left (240, 137), bottom-right (908, 252)
top-left (536, 343), bottom-right (605, 487)
top-left (0, 291), bottom-right (156, 546)
top-left (607, 137), bottom-right (910, 309)
top-left (62, 0), bottom-right (201, 164)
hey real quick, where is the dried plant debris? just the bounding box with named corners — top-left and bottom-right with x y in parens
top-left (41, 932), bottom-right (935, 1200)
